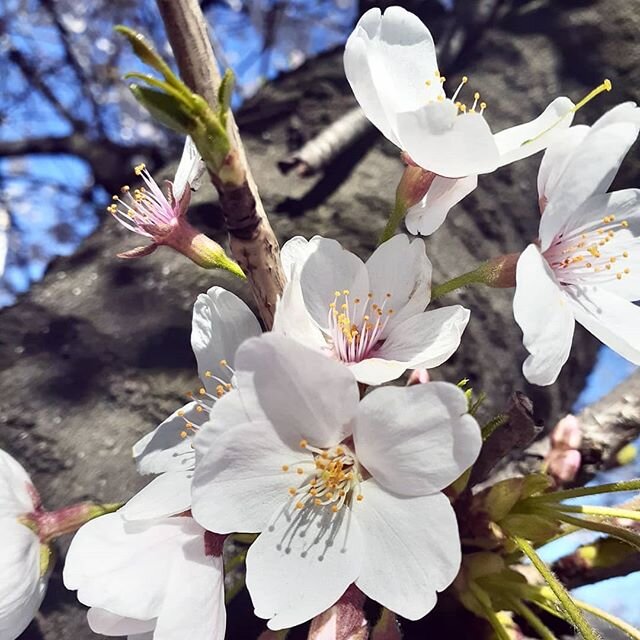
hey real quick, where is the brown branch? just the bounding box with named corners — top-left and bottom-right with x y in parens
top-left (155, 0), bottom-right (285, 328)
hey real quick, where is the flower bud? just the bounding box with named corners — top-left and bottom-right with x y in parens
top-left (395, 165), bottom-right (436, 210)
top-left (307, 585), bottom-right (368, 640)
top-left (475, 253), bottom-right (520, 289)
top-left (407, 368), bottom-right (430, 385)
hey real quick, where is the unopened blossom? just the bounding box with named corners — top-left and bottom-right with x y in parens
top-left (0, 449), bottom-right (48, 640)
top-left (63, 510), bottom-right (225, 640)
top-left (344, 7), bottom-right (595, 235)
top-left (121, 286), bottom-right (261, 521)
top-left (514, 102), bottom-right (640, 385)
top-left (273, 234), bottom-right (469, 385)
top-left (192, 334), bottom-right (482, 629)
top-left (107, 137), bottom-right (243, 276)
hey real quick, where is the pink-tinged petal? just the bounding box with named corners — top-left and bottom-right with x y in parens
top-left (537, 125), bottom-right (590, 219)
top-left (119, 472), bottom-right (193, 522)
top-left (347, 358), bottom-right (408, 386)
top-left (354, 382), bottom-right (481, 495)
top-left (117, 243), bottom-right (158, 259)
top-left (354, 481), bottom-right (460, 619)
top-left (568, 284), bottom-right (640, 365)
top-left (191, 287), bottom-right (261, 393)
top-left (63, 514), bottom-right (198, 621)
top-left (494, 97), bottom-right (575, 167)
top-left (133, 402), bottom-right (203, 476)
top-left (397, 104), bottom-right (500, 178)
top-left (246, 503), bottom-right (363, 630)
top-left (234, 335), bottom-right (359, 448)
top-left (0, 449), bottom-right (36, 516)
top-left (377, 305), bottom-right (470, 370)
top-left (87, 608), bottom-right (156, 636)
top-left (192, 416), bottom-right (298, 534)
top-left (0, 518), bottom-right (44, 640)
top-left (543, 121), bottom-right (640, 228)
top-left (300, 237), bottom-right (369, 330)
top-left (513, 245), bottom-right (575, 385)
top-left (364, 235), bottom-right (431, 334)
top-left (406, 175), bottom-right (478, 236)
top-left (153, 538), bottom-right (225, 640)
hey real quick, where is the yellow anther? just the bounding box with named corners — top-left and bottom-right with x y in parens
top-left (624, 251), bottom-right (630, 258)
top-left (309, 488), bottom-right (317, 496)
top-left (219, 359), bottom-right (227, 367)
top-left (437, 95), bottom-right (444, 102)
top-left (622, 220), bottom-right (629, 228)
top-left (204, 370), bottom-right (212, 378)
top-left (331, 505), bottom-right (340, 513)
top-left (462, 75), bottom-right (468, 83)
top-left (295, 501), bottom-right (305, 510)
top-left (356, 494), bottom-right (364, 502)
top-left (625, 268), bottom-right (631, 274)
top-left (334, 290), bottom-right (341, 297)
top-left (180, 431), bottom-right (188, 439)
top-left (314, 498), bottom-right (322, 506)
top-left (326, 492), bottom-right (333, 499)
top-left (195, 406), bottom-right (204, 413)
top-left (185, 422), bottom-right (194, 429)
top-left (121, 185), bottom-right (130, 193)
top-left (177, 410), bottom-right (185, 417)
top-left (342, 289), bottom-right (350, 295)
top-left (296, 468), bottom-right (304, 475)
top-left (282, 465), bottom-right (289, 472)
top-left (288, 487), bottom-right (297, 496)
top-left (474, 91), bottom-right (480, 100)
top-left (617, 273), bottom-right (623, 280)
top-left (425, 80), bottom-right (431, 87)
top-left (112, 194), bottom-right (118, 201)
top-left (335, 447), bottom-right (344, 456)
top-left (134, 163), bottom-right (146, 175)
top-left (300, 439), bottom-right (308, 449)
top-left (606, 264), bottom-right (612, 270)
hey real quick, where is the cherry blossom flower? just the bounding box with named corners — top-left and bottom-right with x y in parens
top-left (514, 102), bottom-right (640, 385)
top-left (121, 287), bottom-right (261, 522)
top-left (107, 138), bottom-right (242, 276)
top-left (0, 449), bottom-right (48, 640)
top-left (63, 511), bottom-right (225, 640)
top-left (273, 234), bottom-right (469, 384)
top-left (191, 334), bottom-right (482, 629)
top-left (344, 7), bottom-right (590, 235)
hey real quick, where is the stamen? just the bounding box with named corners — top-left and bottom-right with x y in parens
top-left (451, 75), bottom-right (468, 102)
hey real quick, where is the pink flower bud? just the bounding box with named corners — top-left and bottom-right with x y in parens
top-left (407, 368), bottom-right (430, 385)
top-left (550, 414), bottom-right (582, 450)
top-left (395, 165), bottom-right (436, 210)
top-left (307, 585), bottom-right (368, 640)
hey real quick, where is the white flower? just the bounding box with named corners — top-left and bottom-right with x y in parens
top-left (344, 6), bottom-right (584, 235)
top-left (273, 234), bottom-right (469, 385)
top-left (63, 512), bottom-right (225, 640)
top-left (0, 449), bottom-right (48, 640)
top-left (514, 102), bottom-right (640, 385)
top-left (120, 287), bottom-right (261, 522)
top-left (191, 334), bottom-right (482, 629)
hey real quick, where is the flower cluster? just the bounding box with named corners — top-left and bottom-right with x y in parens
top-left (4, 5), bottom-right (640, 640)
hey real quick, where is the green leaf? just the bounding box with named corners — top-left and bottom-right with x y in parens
top-left (129, 84), bottom-right (196, 134)
top-left (217, 69), bottom-right (235, 128)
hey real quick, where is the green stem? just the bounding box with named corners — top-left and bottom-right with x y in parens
top-left (510, 535), bottom-right (599, 640)
top-left (431, 268), bottom-right (486, 300)
top-left (573, 598), bottom-right (640, 640)
top-left (526, 479), bottom-right (640, 504)
top-left (554, 504), bottom-right (640, 522)
top-left (379, 198), bottom-right (407, 244)
top-left (468, 583), bottom-right (512, 640)
top-left (509, 597), bottom-right (558, 640)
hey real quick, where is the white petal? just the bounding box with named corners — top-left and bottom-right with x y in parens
top-left (568, 285), bottom-right (640, 365)
top-left (513, 245), bottom-right (575, 385)
top-left (364, 235), bottom-right (431, 334)
top-left (87, 608), bottom-right (156, 636)
top-left (346, 359), bottom-right (409, 386)
top-left (543, 121), bottom-right (640, 224)
top-left (592, 102), bottom-right (640, 130)
top-left (344, 7), bottom-right (441, 147)
top-left (354, 382), bottom-right (481, 495)
top-left (377, 305), bottom-right (470, 369)
top-left (191, 287), bottom-right (261, 392)
top-left (537, 125), bottom-right (589, 216)
top-left (397, 105), bottom-right (500, 178)
top-left (0, 449), bottom-right (36, 516)
top-left (133, 402), bottom-right (202, 476)
top-left (234, 334), bottom-right (359, 448)
top-left (280, 236), bottom-right (312, 281)
top-left (405, 175), bottom-right (478, 236)
top-left (300, 237), bottom-right (369, 330)
top-left (173, 136), bottom-right (205, 201)
top-left (154, 540), bottom-right (225, 640)
top-left (246, 503), bottom-right (362, 630)
top-left (355, 481), bottom-right (460, 620)
top-left (0, 519), bottom-right (44, 640)
top-left (120, 472), bottom-right (193, 521)
top-left (192, 416), bottom-right (297, 534)
top-left (273, 276), bottom-right (328, 352)
top-left (494, 97), bottom-right (575, 166)
top-left (63, 513), bottom-right (197, 621)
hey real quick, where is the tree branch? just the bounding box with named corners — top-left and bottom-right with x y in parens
top-left (155, 0), bottom-right (285, 328)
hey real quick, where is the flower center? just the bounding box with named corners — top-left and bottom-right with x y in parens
top-left (106, 163), bottom-right (177, 237)
top-left (177, 359), bottom-right (235, 440)
top-left (544, 214), bottom-right (632, 285)
top-left (327, 289), bottom-right (394, 363)
top-left (425, 71), bottom-right (488, 114)
top-left (282, 440), bottom-right (363, 514)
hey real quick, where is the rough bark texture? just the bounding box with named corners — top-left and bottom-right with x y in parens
top-left (3, 0), bottom-right (640, 638)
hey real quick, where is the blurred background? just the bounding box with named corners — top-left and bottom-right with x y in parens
top-left (0, 0), bottom-right (639, 638)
